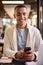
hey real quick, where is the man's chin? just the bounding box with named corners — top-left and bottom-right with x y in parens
top-left (20, 23), bottom-right (24, 26)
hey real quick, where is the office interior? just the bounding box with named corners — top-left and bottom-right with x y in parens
top-left (0, 0), bottom-right (43, 38)
top-left (0, 0), bottom-right (43, 64)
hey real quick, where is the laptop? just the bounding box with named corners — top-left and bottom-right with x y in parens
top-left (36, 41), bottom-right (43, 65)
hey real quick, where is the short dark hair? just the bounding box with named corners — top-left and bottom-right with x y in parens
top-left (15, 5), bottom-right (27, 10)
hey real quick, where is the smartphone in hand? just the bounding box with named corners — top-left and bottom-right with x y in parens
top-left (24, 47), bottom-right (31, 54)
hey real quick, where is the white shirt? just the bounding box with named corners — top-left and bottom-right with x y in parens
top-left (17, 27), bottom-right (28, 51)
top-left (4, 24), bottom-right (42, 58)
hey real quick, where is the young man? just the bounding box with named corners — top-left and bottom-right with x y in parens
top-left (4, 5), bottom-right (42, 64)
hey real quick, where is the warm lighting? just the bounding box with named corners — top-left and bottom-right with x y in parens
top-left (2, 1), bottom-right (24, 4)
top-left (41, 19), bottom-right (42, 23)
top-left (40, 6), bottom-right (42, 12)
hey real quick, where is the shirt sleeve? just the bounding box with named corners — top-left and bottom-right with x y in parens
top-left (34, 28), bottom-right (42, 60)
top-left (3, 28), bottom-right (17, 59)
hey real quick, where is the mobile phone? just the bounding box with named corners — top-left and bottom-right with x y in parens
top-left (24, 47), bottom-right (31, 52)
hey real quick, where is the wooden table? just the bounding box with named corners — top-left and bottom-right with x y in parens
top-left (0, 57), bottom-right (36, 65)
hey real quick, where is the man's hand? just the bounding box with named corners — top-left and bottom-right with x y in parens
top-left (15, 49), bottom-right (25, 59)
top-left (15, 49), bottom-right (35, 61)
top-left (23, 50), bottom-right (35, 61)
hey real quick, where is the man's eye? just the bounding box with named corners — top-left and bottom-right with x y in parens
top-left (23, 13), bottom-right (26, 15)
top-left (17, 14), bottom-right (20, 16)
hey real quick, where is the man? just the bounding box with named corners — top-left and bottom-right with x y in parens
top-left (4, 5), bottom-right (42, 64)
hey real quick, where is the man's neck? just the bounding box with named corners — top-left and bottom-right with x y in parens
top-left (17, 24), bottom-right (27, 29)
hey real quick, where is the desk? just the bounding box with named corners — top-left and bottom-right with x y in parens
top-left (0, 58), bottom-right (12, 63)
top-left (0, 57), bottom-right (36, 65)
top-left (25, 62), bottom-right (36, 65)
top-left (0, 57), bottom-right (12, 65)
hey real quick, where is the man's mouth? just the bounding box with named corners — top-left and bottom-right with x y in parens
top-left (20, 19), bottom-right (24, 22)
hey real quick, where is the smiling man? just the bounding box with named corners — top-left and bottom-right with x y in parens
top-left (4, 5), bottom-right (42, 65)
top-left (15, 5), bottom-right (28, 28)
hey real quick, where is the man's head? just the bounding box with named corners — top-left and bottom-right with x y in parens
top-left (14, 5), bottom-right (28, 28)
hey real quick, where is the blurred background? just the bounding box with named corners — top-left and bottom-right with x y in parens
top-left (0, 0), bottom-right (43, 56)
top-left (0, 0), bottom-right (43, 38)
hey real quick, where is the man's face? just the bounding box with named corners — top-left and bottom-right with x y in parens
top-left (15, 7), bottom-right (28, 28)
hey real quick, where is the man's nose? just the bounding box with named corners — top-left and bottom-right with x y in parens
top-left (20, 14), bottom-right (24, 19)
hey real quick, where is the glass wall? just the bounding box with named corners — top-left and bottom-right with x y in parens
top-left (0, 2), bottom-right (37, 39)
top-left (39, 0), bottom-right (43, 39)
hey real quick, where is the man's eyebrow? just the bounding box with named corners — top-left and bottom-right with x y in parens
top-left (17, 12), bottom-right (26, 14)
